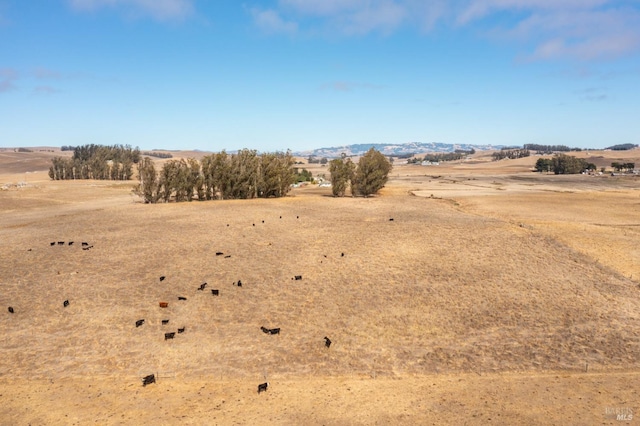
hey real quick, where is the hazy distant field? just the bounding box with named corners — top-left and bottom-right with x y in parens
top-left (1, 148), bottom-right (639, 425)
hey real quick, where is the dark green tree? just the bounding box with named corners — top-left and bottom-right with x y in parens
top-left (552, 154), bottom-right (588, 174)
top-left (134, 157), bottom-right (160, 203)
top-left (329, 154), bottom-right (356, 197)
top-left (534, 158), bottom-right (552, 173)
top-left (353, 148), bottom-right (393, 197)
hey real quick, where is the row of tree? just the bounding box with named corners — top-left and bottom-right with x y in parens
top-left (135, 149), bottom-right (296, 203)
top-left (606, 144), bottom-right (638, 151)
top-left (307, 156), bottom-right (329, 164)
top-left (523, 144), bottom-right (582, 153)
top-left (49, 144), bottom-right (140, 180)
top-left (611, 162), bottom-right (636, 172)
top-left (329, 148), bottom-right (393, 197)
top-left (141, 151), bottom-right (173, 159)
top-left (406, 151), bottom-right (472, 164)
top-left (492, 149), bottom-right (531, 161)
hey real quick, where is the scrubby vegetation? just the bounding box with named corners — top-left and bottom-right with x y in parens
top-left (135, 149), bottom-right (296, 203)
top-left (49, 144), bottom-right (140, 180)
top-left (294, 168), bottom-right (314, 183)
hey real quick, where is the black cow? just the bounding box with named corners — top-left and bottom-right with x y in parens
top-left (8, 307), bottom-right (14, 314)
top-left (215, 252), bottom-right (223, 256)
top-left (198, 283), bottom-right (207, 291)
top-left (82, 242), bottom-right (89, 246)
top-left (211, 289), bottom-right (219, 296)
top-left (296, 216), bottom-right (299, 219)
top-left (178, 327), bottom-right (185, 334)
top-left (160, 276), bottom-right (166, 282)
top-left (324, 336), bottom-right (332, 348)
top-left (142, 374), bottom-right (155, 386)
top-left (63, 300), bottom-right (69, 308)
top-left (261, 220), bottom-right (264, 223)
top-left (50, 242), bottom-right (55, 246)
top-left (82, 245), bottom-right (93, 250)
top-left (136, 319), bottom-right (145, 327)
top-left (162, 319), bottom-right (169, 325)
top-left (68, 241), bottom-right (74, 246)
top-left (235, 280), bottom-right (242, 287)
top-left (261, 327), bottom-right (280, 335)
top-left (224, 255), bottom-right (231, 258)
top-left (341, 252), bottom-right (345, 257)
top-left (294, 275), bottom-right (302, 280)
top-left (389, 218), bottom-right (394, 221)
top-left (58, 241), bottom-right (64, 246)
top-left (258, 382), bottom-right (269, 393)
top-left (178, 296), bottom-right (187, 301)
top-left (164, 332), bottom-right (175, 340)
top-left (279, 216), bottom-right (282, 219)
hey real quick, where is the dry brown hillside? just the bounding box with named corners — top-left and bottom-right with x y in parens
top-left (1, 149), bottom-right (639, 425)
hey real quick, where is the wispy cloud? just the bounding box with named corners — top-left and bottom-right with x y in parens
top-left (0, 68), bottom-right (19, 93)
top-left (33, 67), bottom-right (62, 80)
top-left (250, 8), bottom-right (298, 35)
top-left (256, 0), bottom-right (640, 61)
top-left (33, 86), bottom-right (59, 95)
top-left (68, 0), bottom-right (194, 21)
top-left (321, 80), bottom-right (384, 92)
top-left (575, 87), bottom-right (609, 102)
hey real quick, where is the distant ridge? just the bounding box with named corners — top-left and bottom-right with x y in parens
top-left (293, 142), bottom-right (506, 158)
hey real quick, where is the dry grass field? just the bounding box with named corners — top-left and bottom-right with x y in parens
top-left (1, 148), bottom-right (639, 425)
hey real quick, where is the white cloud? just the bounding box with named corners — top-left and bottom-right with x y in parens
top-left (321, 80), bottom-right (384, 92)
top-left (34, 86), bottom-right (59, 95)
top-left (68, 0), bottom-right (194, 21)
top-left (33, 67), bottom-right (62, 79)
top-left (575, 87), bottom-right (609, 102)
top-left (0, 68), bottom-right (19, 93)
top-left (258, 0), bottom-right (640, 60)
top-left (250, 8), bottom-right (298, 35)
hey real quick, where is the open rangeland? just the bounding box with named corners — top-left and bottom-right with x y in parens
top-left (1, 148), bottom-right (639, 425)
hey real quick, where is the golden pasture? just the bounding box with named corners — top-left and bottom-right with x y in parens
top-left (1, 148), bottom-right (639, 425)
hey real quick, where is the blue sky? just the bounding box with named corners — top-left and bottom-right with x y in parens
top-left (1, 0), bottom-right (639, 152)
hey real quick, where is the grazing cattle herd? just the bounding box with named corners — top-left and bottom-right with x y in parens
top-left (9, 214), bottom-right (346, 395)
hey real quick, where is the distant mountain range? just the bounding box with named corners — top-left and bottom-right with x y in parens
top-left (293, 142), bottom-right (506, 158)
